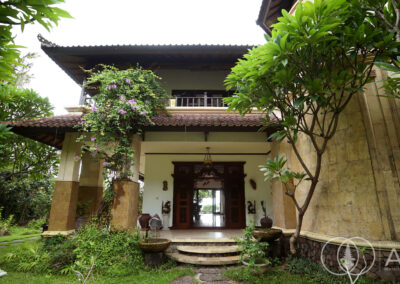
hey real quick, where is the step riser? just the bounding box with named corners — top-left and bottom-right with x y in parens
top-left (178, 251), bottom-right (240, 257)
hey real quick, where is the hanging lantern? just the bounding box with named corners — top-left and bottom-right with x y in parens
top-left (195, 147), bottom-right (223, 188)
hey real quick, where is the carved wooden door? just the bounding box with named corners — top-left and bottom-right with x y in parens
top-left (224, 163), bottom-right (246, 228)
top-left (172, 163), bottom-right (193, 228)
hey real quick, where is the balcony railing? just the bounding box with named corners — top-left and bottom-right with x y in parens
top-left (174, 97), bottom-right (227, 107)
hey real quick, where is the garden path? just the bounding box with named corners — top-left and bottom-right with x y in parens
top-left (172, 267), bottom-right (233, 284)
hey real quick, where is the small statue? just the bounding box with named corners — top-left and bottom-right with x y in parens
top-left (162, 201), bottom-right (171, 215)
top-left (247, 200), bottom-right (256, 214)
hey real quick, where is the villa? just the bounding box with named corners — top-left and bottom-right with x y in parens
top-left (4, 0), bottom-right (400, 277)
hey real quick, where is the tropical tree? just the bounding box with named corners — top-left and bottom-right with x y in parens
top-left (225, 0), bottom-right (399, 254)
top-left (0, 0), bottom-right (71, 83)
top-left (0, 84), bottom-right (59, 223)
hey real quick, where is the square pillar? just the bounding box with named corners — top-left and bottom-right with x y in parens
top-left (46, 133), bottom-right (81, 234)
top-left (111, 180), bottom-right (139, 231)
top-left (78, 152), bottom-right (104, 217)
top-left (111, 135), bottom-right (141, 230)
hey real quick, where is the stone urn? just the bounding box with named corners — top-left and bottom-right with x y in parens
top-left (253, 228), bottom-right (283, 242)
top-left (138, 213), bottom-right (152, 231)
top-left (242, 258), bottom-right (269, 274)
top-left (260, 216), bottom-right (273, 229)
top-left (138, 238), bottom-right (171, 253)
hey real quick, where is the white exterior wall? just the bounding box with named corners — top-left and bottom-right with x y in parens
top-left (142, 154), bottom-right (273, 228)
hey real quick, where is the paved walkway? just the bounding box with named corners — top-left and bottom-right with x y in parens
top-left (0, 236), bottom-right (39, 247)
top-left (172, 267), bottom-right (233, 284)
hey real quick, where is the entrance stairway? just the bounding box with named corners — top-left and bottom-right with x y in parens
top-left (166, 239), bottom-right (241, 265)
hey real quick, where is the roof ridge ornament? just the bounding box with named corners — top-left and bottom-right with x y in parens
top-left (37, 34), bottom-right (59, 48)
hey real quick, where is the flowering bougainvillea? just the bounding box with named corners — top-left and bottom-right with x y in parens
top-left (75, 65), bottom-right (169, 180)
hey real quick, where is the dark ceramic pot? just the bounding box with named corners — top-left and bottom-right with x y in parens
top-left (139, 213), bottom-right (151, 230)
top-left (260, 216), bottom-right (273, 229)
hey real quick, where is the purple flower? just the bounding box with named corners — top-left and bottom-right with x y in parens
top-left (140, 86), bottom-right (144, 90)
top-left (105, 85), bottom-right (111, 90)
top-left (128, 99), bottom-right (137, 104)
top-left (112, 84), bottom-right (117, 89)
top-left (117, 81), bottom-right (120, 83)
top-left (91, 137), bottom-right (96, 141)
top-left (119, 109), bottom-right (127, 114)
top-left (91, 153), bottom-right (96, 158)
top-left (91, 106), bottom-right (98, 111)
top-left (126, 79), bottom-right (131, 83)
top-left (145, 100), bottom-right (149, 104)
top-left (140, 111), bottom-right (147, 115)
top-left (131, 105), bottom-right (138, 110)
top-left (74, 155), bottom-right (79, 160)
top-left (78, 120), bottom-right (86, 124)
top-left (95, 145), bottom-right (99, 150)
top-left (131, 84), bottom-right (135, 87)
top-left (103, 161), bottom-right (109, 166)
top-left (120, 96), bottom-right (126, 101)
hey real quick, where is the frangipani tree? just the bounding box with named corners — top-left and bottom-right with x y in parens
top-left (225, 0), bottom-right (399, 254)
top-left (76, 65), bottom-right (168, 180)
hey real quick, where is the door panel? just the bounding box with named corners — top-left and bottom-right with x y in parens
top-left (225, 164), bottom-right (245, 228)
top-left (173, 164), bottom-right (193, 228)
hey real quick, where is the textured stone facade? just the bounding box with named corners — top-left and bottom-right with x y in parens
top-left (272, 68), bottom-right (400, 242)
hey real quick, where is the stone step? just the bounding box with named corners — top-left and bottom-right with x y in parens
top-left (177, 245), bottom-right (242, 254)
top-left (166, 252), bottom-right (240, 266)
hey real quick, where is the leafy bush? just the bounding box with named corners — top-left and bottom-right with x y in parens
top-left (0, 207), bottom-right (14, 235)
top-left (1, 222), bottom-right (145, 277)
top-left (27, 217), bottom-right (46, 230)
top-left (236, 221), bottom-right (270, 268)
top-left (73, 222), bottom-right (144, 276)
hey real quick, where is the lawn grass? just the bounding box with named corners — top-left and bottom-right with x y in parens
top-left (0, 226), bottom-right (41, 243)
top-left (0, 267), bottom-right (194, 284)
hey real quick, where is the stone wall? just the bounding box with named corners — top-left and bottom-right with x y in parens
top-left (271, 68), bottom-right (400, 241)
top-left (296, 236), bottom-right (400, 282)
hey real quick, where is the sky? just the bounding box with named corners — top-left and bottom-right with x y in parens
top-left (13, 0), bottom-right (266, 114)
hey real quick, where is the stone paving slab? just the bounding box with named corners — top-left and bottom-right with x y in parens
top-left (171, 275), bottom-right (194, 284)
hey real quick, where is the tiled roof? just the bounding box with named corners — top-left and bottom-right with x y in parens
top-left (151, 113), bottom-right (264, 127)
top-left (4, 113), bottom-right (265, 128)
top-left (2, 113), bottom-right (272, 149)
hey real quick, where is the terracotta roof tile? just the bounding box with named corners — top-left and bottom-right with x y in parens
top-left (3, 113), bottom-right (266, 128)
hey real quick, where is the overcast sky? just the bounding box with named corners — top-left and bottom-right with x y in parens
top-left (13, 0), bottom-right (266, 114)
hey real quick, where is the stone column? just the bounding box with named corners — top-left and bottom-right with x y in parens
top-left (111, 134), bottom-right (141, 230)
top-left (77, 152), bottom-right (104, 218)
top-left (46, 132), bottom-right (81, 235)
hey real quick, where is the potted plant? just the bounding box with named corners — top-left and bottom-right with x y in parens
top-left (237, 221), bottom-right (270, 271)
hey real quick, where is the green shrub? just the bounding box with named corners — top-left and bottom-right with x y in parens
top-left (1, 222), bottom-right (145, 277)
top-left (73, 222), bottom-right (144, 276)
top-left (0, 207), bottom-right (14, 235)
top-left (27, 218), bottom-right (46, 230)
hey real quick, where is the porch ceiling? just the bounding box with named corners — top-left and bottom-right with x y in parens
top-left (139, 140), bottom-right (271, 176)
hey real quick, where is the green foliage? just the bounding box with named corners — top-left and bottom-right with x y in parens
top-left (76, 65), bottom-right (169, 180)
top-left (224, 0), bottom-right (400, 252)
top-left (0, 207), bottom-right (14, 234)
top-left (1, 223), bottom-right (146, 277)
top-left (0, 0), bottom-right (71, 83)
top-left (236, 221), bottom-right (270, 268)
top-left (0, 84), bottom-right (58, 224)
top-left (72, 222), bottom-right (144, 276)
top-left (224, 257), bottom-right (383, 284)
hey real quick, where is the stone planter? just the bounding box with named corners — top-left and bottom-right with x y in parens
top-left (138, 238), bottom-right (171, 253)
top-left (253, 228), bottom-right (283, 242)
top-left (242, 257), bottom-right (269, 274)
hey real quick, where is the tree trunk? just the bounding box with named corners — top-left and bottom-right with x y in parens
top-left (290, 210), bottom-right (304, 255)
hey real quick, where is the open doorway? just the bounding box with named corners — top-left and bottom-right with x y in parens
top-left (193, 189), bottom-right (225, 227)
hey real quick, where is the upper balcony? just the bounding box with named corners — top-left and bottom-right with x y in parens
top-left (167, 90), bottom-right (233, 113)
